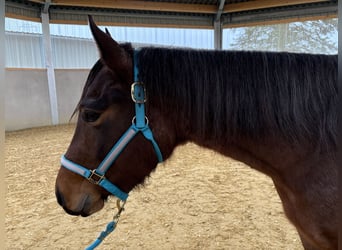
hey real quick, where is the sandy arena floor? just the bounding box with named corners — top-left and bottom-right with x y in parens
top-left (5, 124), bottom-right (302, 250)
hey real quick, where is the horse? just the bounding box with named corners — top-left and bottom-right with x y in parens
top-left (55, 16), bottom-right (338, 250)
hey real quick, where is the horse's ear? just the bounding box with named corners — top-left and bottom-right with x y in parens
top-left (105, 28), bottom-right (112, 37)
top-left (88, 15), bottom-right (132, 82)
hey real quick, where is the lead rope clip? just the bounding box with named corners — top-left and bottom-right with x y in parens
top-left (85, 199), bottom-right (126, 250)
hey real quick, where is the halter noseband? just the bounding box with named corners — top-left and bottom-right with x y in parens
top-left (60, 49), bottom-right (163, 201)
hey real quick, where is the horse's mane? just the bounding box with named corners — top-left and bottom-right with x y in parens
top-left (138, 48), bottom-right (337, 149)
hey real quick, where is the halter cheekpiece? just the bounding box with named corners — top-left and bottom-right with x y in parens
top-left (60, 49), bottom-right (163, 249)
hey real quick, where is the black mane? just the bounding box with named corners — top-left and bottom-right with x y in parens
top-left (138, 48), bottom-right (337, 149)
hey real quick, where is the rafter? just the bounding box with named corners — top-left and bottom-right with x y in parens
top-left (7, 0), bottom-right (337, 28)
top-left (223, 0), bottom-right (330, 13)
top-left (27, 0), bottom-right (331, 14)
top-left (42, 0), bottom-right (216, 14)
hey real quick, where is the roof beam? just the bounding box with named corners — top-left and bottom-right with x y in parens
top-left (7, 0), bottom-right (337, 28)
top-left (28, 0), bottom-right (331, 14)
top-left (34, 0), bottom-right (217, 14)
top-left (223, 3), bottom-right (337, 27)
top-left (49, 8), bottom-right (213, 28)
top-left (223, 0), bottom-right (331, 13)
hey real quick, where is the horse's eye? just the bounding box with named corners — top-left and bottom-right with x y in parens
top-left (81, 110), bottom-right (102, 123)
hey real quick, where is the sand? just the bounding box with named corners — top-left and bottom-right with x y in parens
top-left (5, 124), bottom-right (302, 249)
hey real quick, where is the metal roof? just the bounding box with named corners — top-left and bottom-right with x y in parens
top-left (5, 0), bottom-right (338, 29)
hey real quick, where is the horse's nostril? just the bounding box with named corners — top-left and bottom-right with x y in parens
top-left (55, 188), bottom-right (65, 207)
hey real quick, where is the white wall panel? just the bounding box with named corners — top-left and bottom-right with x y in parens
top-left (51, 36), bottom-right (98, 68)
top-left (5, 32), bottom-right (44, 68)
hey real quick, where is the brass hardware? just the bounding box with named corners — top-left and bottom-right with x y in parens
top-left (87, 170), bottom-right (104, 185)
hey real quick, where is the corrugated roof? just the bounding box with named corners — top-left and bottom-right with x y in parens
top-left (5, 0), bottom-right (338, 28)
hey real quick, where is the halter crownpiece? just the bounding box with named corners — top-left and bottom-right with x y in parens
top-left (60, 48), bottom-right (163, 249)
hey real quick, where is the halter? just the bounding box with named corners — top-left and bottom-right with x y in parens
top-left (60, 49), bottom-right (163, 249)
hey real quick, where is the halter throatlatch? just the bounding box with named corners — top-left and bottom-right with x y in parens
top-left (60, 49), bottom-right (163, 249)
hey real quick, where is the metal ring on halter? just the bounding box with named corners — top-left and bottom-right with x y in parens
top-left (132, 116), bottom-right (149, 126)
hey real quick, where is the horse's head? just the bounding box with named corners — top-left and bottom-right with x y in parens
top-left (55, 16), bottom-right (176, 217)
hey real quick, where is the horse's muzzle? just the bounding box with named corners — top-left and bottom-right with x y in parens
top-left (55, 187), bottom-right (103, 217)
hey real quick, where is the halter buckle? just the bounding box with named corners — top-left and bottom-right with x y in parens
top-left (88, 169), bottom-right (105, 185)
top-left (131, 82), bottom-right (146, 104)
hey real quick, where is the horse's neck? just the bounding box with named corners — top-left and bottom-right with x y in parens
top-left (144, 49), bottom-right (334, 180)
top-left (188, 132), bottom-right (295, 178)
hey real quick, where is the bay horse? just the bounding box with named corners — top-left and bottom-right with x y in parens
top-left (55, 16), bottom-right (338, 250)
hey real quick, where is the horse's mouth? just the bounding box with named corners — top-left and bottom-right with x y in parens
top-left (61, 197), bottom-right (105, 217)
top-left (62, 206), bottom-right (92, 217)
top-left (56, 188), bottom-right (105, 217)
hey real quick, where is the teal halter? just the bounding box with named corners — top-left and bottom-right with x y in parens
top-left (61, 49), bottom-right (163, 201)
top-left (60, 49), bottom-right (163, 249)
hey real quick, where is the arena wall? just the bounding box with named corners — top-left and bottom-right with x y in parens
top-left (5, 68), bottom-right (89, 131)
